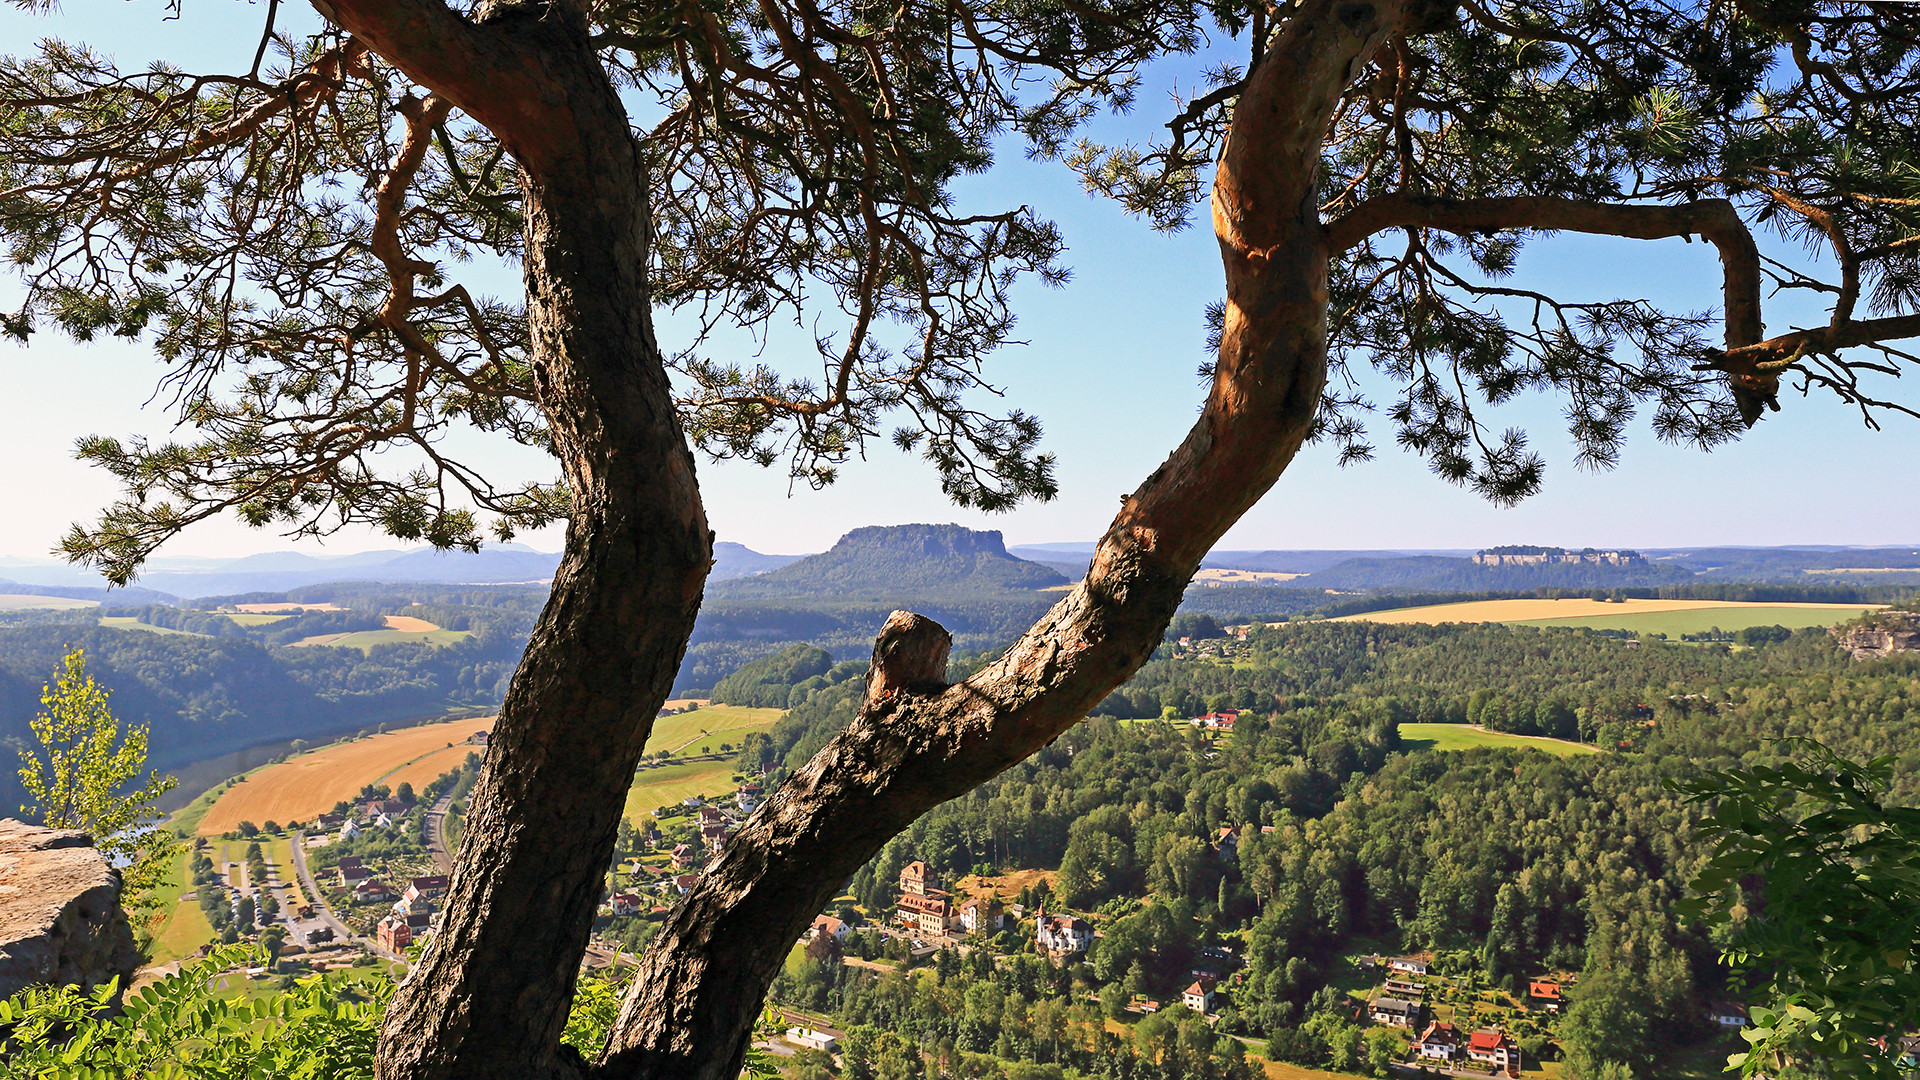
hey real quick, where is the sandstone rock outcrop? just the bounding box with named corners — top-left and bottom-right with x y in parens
top-left (1830, 608), bottom-right (1920, 660)
top-left (0, 819), bottom-right (139, 1001)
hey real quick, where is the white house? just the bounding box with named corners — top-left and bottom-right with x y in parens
top-left (1413, 1021), bottom-right (1460, 1061)
top-left (1706, 1001), bottom-right (1749, 1028)
top-left (1387, 954), bottom-right (1432, 976)
top-left (810, 915), bottom-right (851, 941)
top-left (958, 897), bottom-right (1004, 935)
top-left (1182, 979), bottom-right (1216, 1014)
top-left (1035, 910), bottom-right (1092, 954)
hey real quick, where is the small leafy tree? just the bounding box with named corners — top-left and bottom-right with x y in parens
top-left (16, 648), bottom-right (179, 903)
top-left (1672, 741), bottom-right (1920, 1080)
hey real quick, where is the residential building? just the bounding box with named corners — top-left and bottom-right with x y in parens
top-left (700, 824), bottom-right (727, 848)
top-left (469, 730), bottom-right (489, 746)
top-left (1370, 997), bottom-right (1421, 1028)
top-left (897, 892), bottom-right (950, 935)
top-left (810, 915), bottom-right (850, 941)
top-left (1189, 709), bottom-right (1240, 731)
top-left (737, 783), bottom-right (763, 812)
top-left (1384, 978), bottom-right (1425, 998)
top-left (1388, 954), bottom-right (1432, 975)
top-left (1413, 1021), bottom-right (1460, 1061)
top-left (610, 892), bottom-right (643, 916)
top-left (670, 844), bottom-right (695, 869)
top-left (697, 806), bottom-right (726, 826)
top-left (391, 894), bottom-right (436, 919)
top-left (958, 897), bottom-right (1004, 935)
top-left (899, 860), bottom-right (930, 896)
top-left (673, 874), bottom-right (701, 895)
top-left (1035, 909), bottom-right (1092, 955)
top-left (338, 864), bottom-right (372, 887)
top-left (1528, 981), bottom-right (1562, 1012)
top-left (353, 879), bottom-right (395, 904)
top-left (377, 915), bottom-right (412, 952)
top-left (1215, 826), bottom-right (1240, 859)
top-left (1183, 979), bottom-right (1217, 1014)
top-left (339, 820), bottom-right (361, 841)
top-left (1467, 1029), bottom-right (1522, 1077)
top-left (406, 875), bottom-right (449, 902)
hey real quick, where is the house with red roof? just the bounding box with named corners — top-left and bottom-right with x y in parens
top-left (1467, 1029), bottom-right (1522, 1077)
top-left (1412, 1021), bottom-right (1460, 1062)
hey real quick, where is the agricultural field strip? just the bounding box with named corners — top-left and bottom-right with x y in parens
top-left (1399, 723), bottom-right (1597, 757)
top-left (0, 593), bottom-right (97, 610)
top-left (197, 716), bottom-right (497, 835)
top-left (1333, 597), bottom-right (1883, 626)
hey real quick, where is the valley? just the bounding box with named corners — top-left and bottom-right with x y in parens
top-left (3, 528), bottom-right (1915, 1080)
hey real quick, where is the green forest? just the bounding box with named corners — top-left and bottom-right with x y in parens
top-left (734, 619), bottom-right (1920, 1080)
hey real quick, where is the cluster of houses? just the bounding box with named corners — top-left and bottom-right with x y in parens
top-left (893, 861), bottom-right (1008, 938)
top-left (312, 794), bottom-right (414, 840)
top-left (1410, 1022), bottom-right (1523, 1077)
top-left (332, 856), bottom-right (447, 951)
top-left (611, 786), bottom-right (767, 909)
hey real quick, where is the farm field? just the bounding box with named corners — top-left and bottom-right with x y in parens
top-left (1507, 603), bottom-right (1883, 636)
top-left (1334, 596), bottom-right (1881, 632)
top-left (98, 615), bottom-right (195, 634)
top-left (647, 705), bottom-right (782, 757)
top-left (621, 760), bottom-right (740, 825)
top-left (0, 593), bottom-right (96, 610)
top-left (196, 716), bottom-right (496, 835)
top-left (223, 611), bottom-right (291, 626)
top-left (1400, 723), bottom-right (1597, 757)
top-left (1193, 568), bottom-right (1306, 584)
top-left (292, 614), bottom-right (470, 651)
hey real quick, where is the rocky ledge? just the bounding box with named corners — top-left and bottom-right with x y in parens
top-left (0, 819), bottom-right (139, 1002)
top-left (1831, 608), bottom-right (1920, 660)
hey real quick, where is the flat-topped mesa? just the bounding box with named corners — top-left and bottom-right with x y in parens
top-left (0, 819), bottom-right (139, 1002)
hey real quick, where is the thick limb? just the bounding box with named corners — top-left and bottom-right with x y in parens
top-left (597, 2), bottom-right (1406, 1077)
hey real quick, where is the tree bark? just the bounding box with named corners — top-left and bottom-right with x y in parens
top-left (598, 3), bottom-right (1405, 1076)
top-left (338, 4), bottom-right (712, 1079)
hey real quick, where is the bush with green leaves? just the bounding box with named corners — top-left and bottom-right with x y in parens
top-left (1672, 741), bottom-right (1920, 1080)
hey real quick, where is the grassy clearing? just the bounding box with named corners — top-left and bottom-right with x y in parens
top-left (1401, 723), bottom-right (1597, 757)
top-left (144, 848), bottom-right (216, 966)
top-left (952, 868), bottom-right (1057, 902)
top-left (0, 593), bottom-right (97, 610)
top-left (622, 760), bottom-right (740, 824)
top-left (197, 717), bottom-right (496, 835)
top-left (98, 615), bottom-right (197, 635)
top-left (1506, 604), bottom-right (1882, 636)
top-left (1257, 1060), bottom-right (1379, 1080)
top-left (1335, 597), bottom-right (1883, 627)
top-left (290, 627), bottom-right (472, 651)
top-left (647, 705), bottom-right (782, 757)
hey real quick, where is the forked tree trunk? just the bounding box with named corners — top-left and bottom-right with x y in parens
top-left (358, 6), bottom-right (712, 1079)
top-left (322, 0), bottom-right (1409, 1075)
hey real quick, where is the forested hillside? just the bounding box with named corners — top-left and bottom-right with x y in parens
top-left (738, 620), bottom-right (1920, 1079)
top-left (0, 585), bottom-right (542, 812)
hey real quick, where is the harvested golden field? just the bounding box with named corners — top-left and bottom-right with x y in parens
top-left (1332, 597), bottom-right (1881, 626)
top-left (381, 614), bottom-right (440, 632)
top-left (196, 716), bottom-right (495, 835)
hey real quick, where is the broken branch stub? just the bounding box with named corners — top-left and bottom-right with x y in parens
top-left (865, 611), bottom-right (952, 703)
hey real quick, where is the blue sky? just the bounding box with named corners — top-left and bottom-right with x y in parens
top-left (3, 0), bottom-right (1916, 564)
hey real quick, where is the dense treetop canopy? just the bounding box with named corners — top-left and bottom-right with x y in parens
top-left (3, 0), bottom-right (1919, 578)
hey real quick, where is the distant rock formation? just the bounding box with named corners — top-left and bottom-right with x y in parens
top-left (1830, 608), bottom-right (1920, 660)
top-left (1473, 547), bottom-right (1645, 568)
top-left (0, 819), bottom-right (138, 1002)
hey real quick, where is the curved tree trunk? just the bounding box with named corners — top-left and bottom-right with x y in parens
top-left (356, 6), bottom-right (712, 1079)
top-left (598, 3), bottom-right (1403, 1076)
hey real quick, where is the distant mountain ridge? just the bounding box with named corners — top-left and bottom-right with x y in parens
top-left (0, 539), bottom-right (802, 598)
